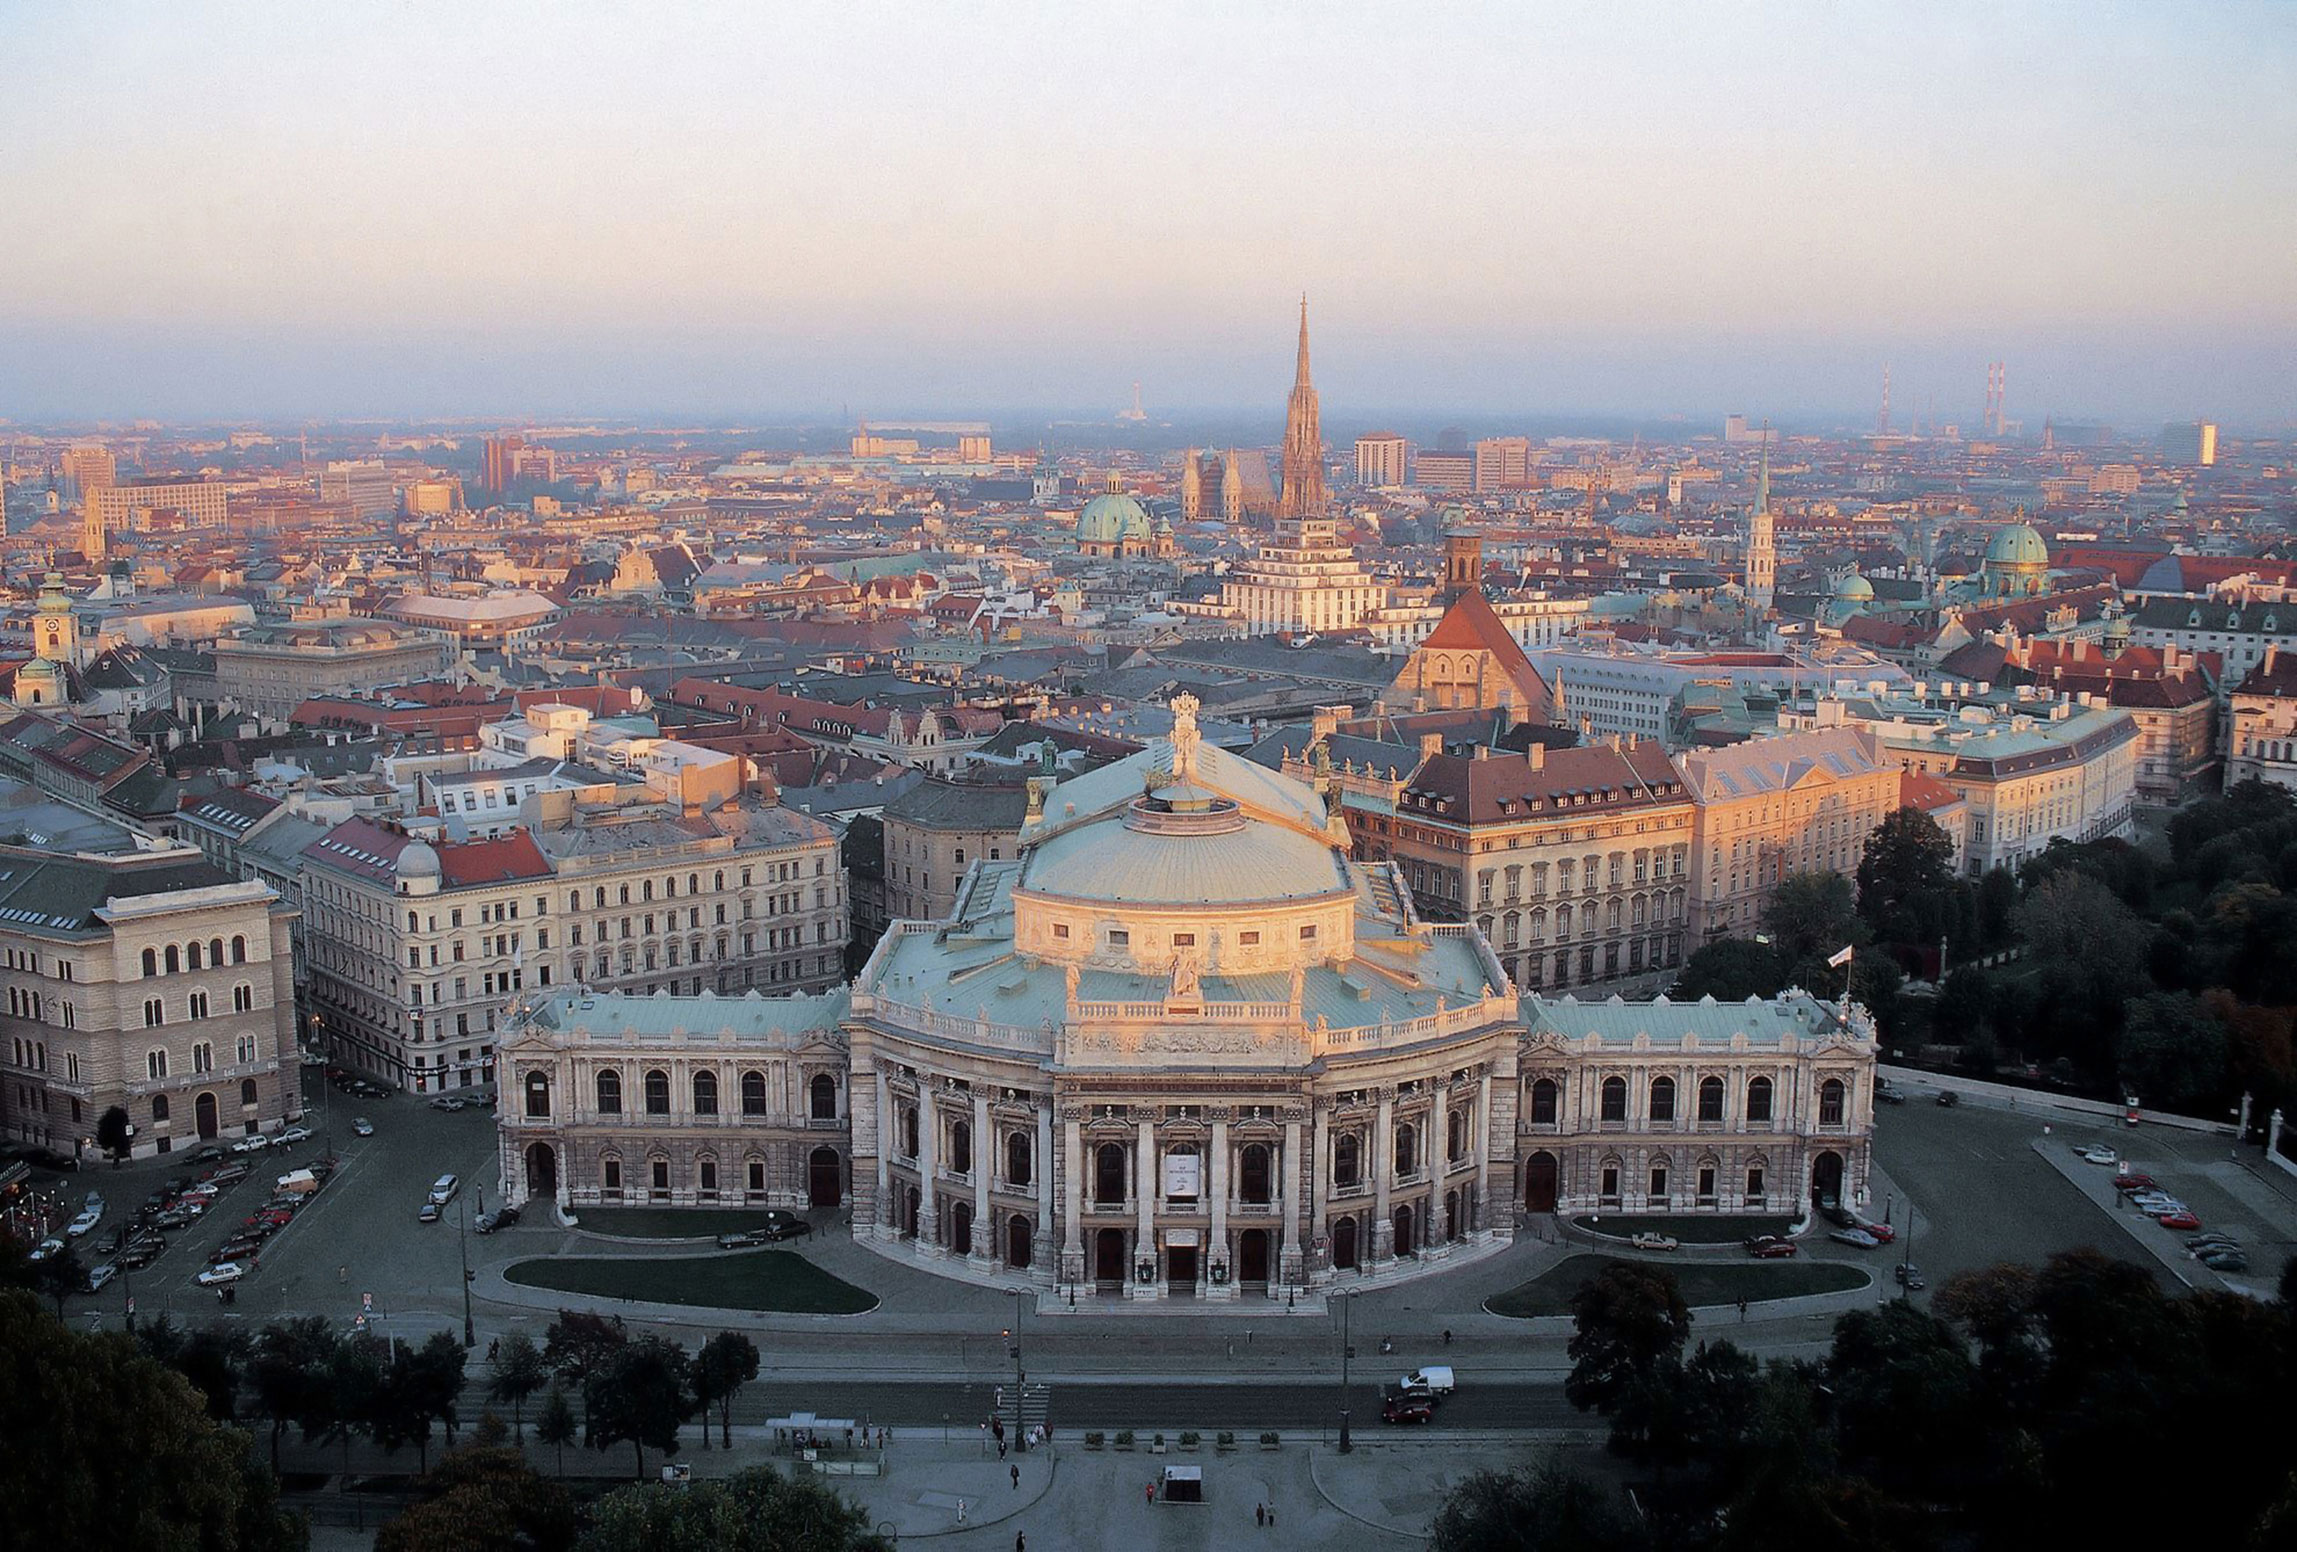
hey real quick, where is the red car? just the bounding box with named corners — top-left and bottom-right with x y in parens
top-left (2113, 1173), bottom-right (2158, 1193)
top-left (2156, 1210), bottom-right (2202, 1231)
top-left (1745, 1236), bottom-right (1798, 1259)
top-left (1861, 1222), bottom-right (1896, 1244)
top-left (1381, 1396), bottom-right (1435, 1425)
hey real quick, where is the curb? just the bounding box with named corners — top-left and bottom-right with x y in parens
top-left (1306, 1444), bottom-right (1436, 1544)
top-left (874, 1448), bottom-right (1061, 1540)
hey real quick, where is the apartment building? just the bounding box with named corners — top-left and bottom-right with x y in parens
top-left (0, 846), bottom-right (299, 1160)
top-left (1679, 728), bottom-right (1898, 939)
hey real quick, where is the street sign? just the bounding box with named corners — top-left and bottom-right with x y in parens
top-left (362, 1292), bottom-right (373, 1312)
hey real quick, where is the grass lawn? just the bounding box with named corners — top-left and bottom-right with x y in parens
top-left (1569, 1214), bottom-right (1798, 1244)
top-left (575, 1207), bottom-right (804, 1240)
top-left (504, 1251), bottom-right (879, 1315)
top-left (1487, 1253), bottom-right (1869, 1319)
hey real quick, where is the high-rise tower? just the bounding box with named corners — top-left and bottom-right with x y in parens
top-left (1277, 297), bottom-right (1325, 522)
top-left (1745, 439), bottom-right (1776, 613)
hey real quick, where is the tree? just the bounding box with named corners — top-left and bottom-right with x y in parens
top-left (145, 1320), bottom-right (250, 1423)
top-left (312, 1332), bottom-right (387, 1483)
top-left (0, 1288), bottom-right (305, 1551)
top-left (535, 1385), bottom-right (579, 1479)
top-left (1565, 1262), bottom-right (1692, 1418)
top-left (544, 1308), bottom-right (627, 1444)
top-left (1934, 1263), bottom-right (2042, 1384)
top-left (1765, 872), bottom-right (1862, 967)
top-left (1824, 1301), bottom-right (1980, 1495)
top-left (1426, 1463), bottom-right (1651, 1552)
top-left (374, 1332), bottom-right (470, 1472)
top-left (489, 1329), bottom-right (550, 1442)
top-left (2014, 872), bottom-right (2148, 985)
top-left (375, 1446), bottom-right (577, 1552)
top-left (33, 1241), bottom-right (86, 1319)
top-left (1856, 807), bottom-right (1955, 942)
top-left (586, 1334), bottom-right (694, 1481)
top-left (251, 1316), bottom-right (337, 1474)
top-left (1672, 938), bottom-right (1787, 1002)
top-left (96, 1104), bottom-right (133, 1160)
top-left (578, 1466), bottom-right (893, 1552)
top-left (692, 1331), bottom-right (760, 1451)
top-left (1932, 966), bottom-right (1994, 1047)
top-left (2115, 991), bottom-right (2230, 1112)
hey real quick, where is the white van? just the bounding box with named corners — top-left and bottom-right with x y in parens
top-left (1400, 1365), bottom-right (1456, 1395)
top-left (428, 1173), bottom-right (459, 1206)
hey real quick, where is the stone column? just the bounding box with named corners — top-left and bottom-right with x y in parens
top-left (1372, 1089), bottom-right (1395, 1262)
top-left (1426, 1080), bottom-right (1450, 1259)
top-left (970, 1090), bottom-right (993, 1269)
top-left (1475, 1068), bottom-right (1494, 1233)
top-left (872, 1067), bottom-right (892, 1239)
top-left (1036, 1103), bottom-right (1055, 1276)
top-left (1061, 1113), bottom-right (1083, 1285)
top-left (1310, 1104), bottom-right (1331, 1268)
top-left (1134, 1118), bottom-right (1158, 1300)
top-left (1208, 1115), bottom-right (1232, 1301)
top-left (917, 1084), bottom-right (939, 1249)
top-left (1279, 1114), bottom-right (1304, 1284)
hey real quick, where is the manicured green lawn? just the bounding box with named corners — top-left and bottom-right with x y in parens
top-left (504, 1251), bottom-right (879, 1315)
top-left (1569, 1214), bottom-right (1798, 1244)
top-left (1487, 1253), bottom-right (1868, 1318)
top-left (576, 1207), bottom-right (802, 1240)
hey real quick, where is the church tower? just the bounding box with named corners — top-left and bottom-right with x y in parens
top-left (1181, 449), bottom-right (1203, 523)
top-left (1276, 297), bottom-right (1325, 523)
top-left (1443, 531), bottom-right (1483, 602)
top-left (1745, 440), bottom-right (1776, 613)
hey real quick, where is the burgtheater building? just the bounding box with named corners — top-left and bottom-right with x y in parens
top-left (497, 695), bottom-right (1878, 1302)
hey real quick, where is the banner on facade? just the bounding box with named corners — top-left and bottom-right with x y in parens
top-left (1162, 1152), bottom-right (1202, 1199)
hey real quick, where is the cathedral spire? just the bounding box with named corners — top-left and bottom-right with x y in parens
top-left (1294, 294), bottom-right (1312, 390)
top-left (1278, 297), bottom-right (1325, 522)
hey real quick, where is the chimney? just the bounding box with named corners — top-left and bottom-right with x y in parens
top-left (1473, 743), bottom-right (1491, 760)
top-left (1313, 704), bottom-right (1348, 740)
top-left (1528, 741), bottom-right (1545, 771)
top-left (1420, 731), bottom-right (1444, 760)
top-left (2267, 643), bottom-right (2280, 675)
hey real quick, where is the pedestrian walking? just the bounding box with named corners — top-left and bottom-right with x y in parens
top-left (1011, 1462), bottom-right (1021, 1490)
top-left (1226, 1339), bottom-right (1235, 1359)
top-left (1737, 1296), bottom-right (1749, 1322)
top-left (998, 1439), bottom-right (1008, 1461)
top-left (956, 1498), bottom-right (966, 1524)
top-left (1442, 1328), bottom-right (1453, 1346)
top-left (1268, 1504), bottom-right (1277, 1527)
top-left (1016, 1534), bottom-right (1026, 1552)
top-left (1257, 1503), bottom-right (1266, 1527)
top-left (1145, 1481), bottom-right (1157, 1506)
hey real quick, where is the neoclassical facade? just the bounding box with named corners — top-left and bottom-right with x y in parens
top-left (493, 699), bottom-right (1878, 1299)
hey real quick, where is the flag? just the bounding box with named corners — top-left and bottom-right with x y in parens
top-left (1826, 945), bottom-right (1854, 968)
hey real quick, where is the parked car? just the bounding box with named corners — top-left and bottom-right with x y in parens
top-left (117, 1242), bottom-right (160, 1270)
top-left (278, 1127), bottom-right (312, 1146)
top-left (186, 1145), bottom-right (229, 1165)
top-left (2156, 1210), bottom-right (2203, 1231)
top-left (228, 1135), bottom-right (271, 1155)
top-left (351, 1118), bottom-right (374, 1137)
top-left (195, 1262), bottom-right (247, 1287)
top-left (2201, 1251), bottom-right (2251, 1273)
top-left (2113, 1173), bottom-right (2158, 1193)
top-left (1859, 1221), bottom-right (1897, 1244)
top-left (94, 1227), bottom-right (125, 1257)
top-left (28, 1237), bottom-right (64, 1263)
top-left (430, 1096), bottom-right (464, 1112)
top-left (1381, 1395), bottom-right (1435, 1424)
top-left (1629, 1231), bottom-right (1680, 1252)
top-left (213, 1238), bottom-right (261, 1265)
top-left (418, 1202), bottom-right (442, 1224)
top-left (754, 1209), bottom-right (811, 1241)
top-left (85, 1264), bottom-right (117, 1294)
top-left (1829, 1228), bottom-right (1881, 1249)
top-left (1935, 1091), bottom-right (1960, 1108)
top-left (2187, 1234), bottom-right (2242, 1251)
top-left (1874, 1081), bottom-right (1906, 1105)
top-left (1745, 1235), bottom-right (1797, 1259)
top-left (65, 1208), bottom-right (102, 1238)
top-left (427, 1173), bottom-right (459, 1206)
top-left (2076, 1145), bottom-right (2119, 1165)
top-left (475, 1205), bottom-right (521, 1235)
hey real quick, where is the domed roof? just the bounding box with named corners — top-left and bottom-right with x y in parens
top-left (397, 840), bottom-right (441, 878)
top-left (1024, 802), bottom-right (1346, 906)
top-left (1833, 571), bottom-right (1875, 600)
top-left (1986, 522), bottom-right (2050, 568)
top-left (1076, 492), bottom-right (1151, 544)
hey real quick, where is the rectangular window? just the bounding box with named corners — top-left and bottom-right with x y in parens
top-left (1052, 923), bottom-right (1069, 939)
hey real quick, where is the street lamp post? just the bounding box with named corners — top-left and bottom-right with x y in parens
top-left (458, 1195), bottom-right (475, 1348)
top-left (1335, 1289), bottom-right (1356, 1454)
top-left (1004, 1286), bottom-right (1028, 1452)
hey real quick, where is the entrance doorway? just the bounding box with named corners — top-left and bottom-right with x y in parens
top-left (1393, 1204), bottom-right (1415, 1257)
top-left (1812, 1149), bottom-right (1846, 1205)
top-left (1094, 1227), bottom-right (1126, 1291)
top-left (195, 1091), bottom-right (218, 1140)
top-left (524, 1142), bottom-right (557, 1198)
top-left (1166, 1243), bottom-right (1198, 1296)
top-left (1007, 1215), bottom-right (1032, 1269)
top-left (1523, 1150), bottom-right (1559, 1213)
top-left (808, 1146), bottom-right (843, 1207)
top-left (951, 1201), bottom-right (973, 1256)
top-left (1332, 1215), bottom-right (1359, 1270)
top-left (1238, 1228), bottom-right (1270, 1288)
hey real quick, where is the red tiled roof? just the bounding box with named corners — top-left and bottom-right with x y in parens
top-left (438, 829), bottom-right (551, 886)
top-left (1899, 770), bottom-right (1963, 813)
top-left (1398, 739), bottom-right (1686, 825)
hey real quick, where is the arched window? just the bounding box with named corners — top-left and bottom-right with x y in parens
top-left (1334, 1133), bottom-right (1362, 1188)
top-left (1747, 1076), bottom-right (1775, 1123)
top-left (231, 936), bottom-right (247, 964)
top-left (187, 941), bottom-right (204, 971)
top-left (596, 1070), bottom-right (622, 1113)
top-left (209, 938), bottom-right (224, 969)
top-left (1819, 1078), bottom-right (1846, 1127)
top-left (643, 1069), bottom-right (670, 1115)
top-left (1240, 1142), bottom-right (1272, 1203)
top-left (142, 948), bottom-right (157, 978)
top-left (165, 945), bottom-right (181, 974)
top-left (1649, 1158), bottom-right (1670, 1200)
top-left (1094, 1142), bottom-right (1127, 1204)
top-left (240, 1078), bottom-right (258, 1108)
top-left (809, 1073), bottom-right (837, 1121)
top-left (693, 1071), bottom-right (719, 1116)
top-left (950, 1119), bottom-right (973, 1176)
top-left (1649, 1076), bottom-right (1676, 1123)
top-left (742, 1070), bottom-right (769, 1117)
top-left (151, 1094), bottom-right (169, 1123)
top-left (1006, 1130), bottom-right (1032, 1186)
top-left (1698, 1076), bottom-right (1725, 1122)
top-left (1394, 1124), bottom-right (1417, 1176)
top-left (524, 1072), bottom-right (551, 1119)
top-left (1600, 1076), bottom-right (1627, 1122)
top-left (1529, 1078), bottom-right (1559, 1125)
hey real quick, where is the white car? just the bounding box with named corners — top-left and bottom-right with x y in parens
top-left (229, 1134), bottom-right (272, 1155)
top-left (85, 1264), bottom-right (118, 1294)
top-left (278, 1127), bottom-right (312, 1146)
top-left (65, 1209), bottom-right (102, 1238)
top-left (28, 1237), bottom-right (64, 1263)
top-left (2076, 1145), bottom-right (2119, 1165)
top-left (352, 1118), bottom-right (374, 1137)
top-left (195, 1262), bottom-right (247, 1287)
top-left (1629, 1231), bottom-right (1680, 1252)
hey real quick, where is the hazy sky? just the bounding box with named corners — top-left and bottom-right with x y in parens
top-left (4, 2), bottom-right (2293, 426)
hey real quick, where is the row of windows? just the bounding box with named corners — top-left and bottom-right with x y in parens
top-left (526, 1068), bottom-right (841, 1121)
top-left (1525, 1074), bottom-right (1848, 1128)
top-left (141, 937), bottom-right (252, 977)
top-left (142, 984), bottom-right (258, 1026)
top-left (147, 1080), bottom-right (261, 1123)
top-left (144, 1036), bottom-right (261, 1080)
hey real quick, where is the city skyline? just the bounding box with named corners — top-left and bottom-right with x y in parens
top-left (4, 3), bottom-right (2293, 425)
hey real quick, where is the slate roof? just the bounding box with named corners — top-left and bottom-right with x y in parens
top-left (0, 846), bottom-right (244, 935)
top-left (1397, 740), bottom-right (1687, 826)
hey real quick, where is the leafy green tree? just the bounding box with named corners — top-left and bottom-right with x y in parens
top-left (1856, 806), bottom-right (1956, 942)
top-left (375, 1446), bottom-right (577, 1552)
top-left (0, 1288), bottom-right (306, 1551)
top-left (1934, 1262), bottom-right (2043, 1406)
top-left (1565, 1262), bottom-right (1692, 1418)
top-left (489, 1329), bottom-right (550, 1441)
top-left (2115, 991), bottom-right (2229, 1112)
top-left (577, 1466), bottom-right (892, 1552)
top-left (1976, 865), bottom-right (2018, 947)
top-left (96, 1104), bottom-right (133, 1159)
top-left (544, 1308), bottom-right (627, 1443)
top-left (151, 1322), bottom-right (250, 1423)
top-left (1932, 966), bottom-right (1994, 1045)
top-left (585, 1334), bottom-right (695, 1480)
top-left (1671, 938), bottom-right (1787, 1002)
top-left (251, 1316), bottom-right (337, 1473)
top-left (311, 1331), bottom-right (387, 1482)
top-left (535, 1385), bottom-right (579, 1479)
top-left (33, 1240), bottom-right (85, 1319)
top-left (374, 1332), bottom-right (470, 1472)
top-left (1765, 872), bottom-right (1863, 967)
top-left (693, 1330), bottom-right (761, 1450)
top-left (1824, 1301), bottom-right (1979, 1496)
top-left (1426, 1463), bottom-right (1651, 1552)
